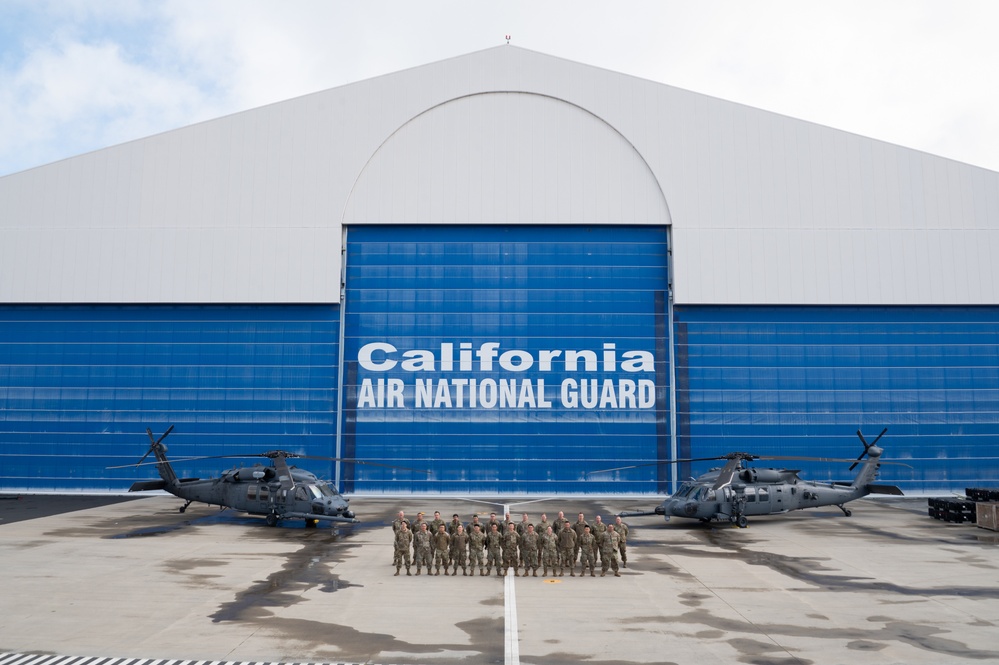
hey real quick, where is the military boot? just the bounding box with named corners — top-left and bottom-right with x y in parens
top-left (532, 568), bottom-right (538, 577)
top-left (394, 566), bottom-right (400, 576)
top-left (415, 567), bottom-right (421, 575)
top-left (480, 568), bottom-right (485, 576)
top-left (485, 567), bottom-right (491, 576)
top-left (614, 571), bottom-right (621, 577)
top-left (600, 570), bottom-right (606, 577)
top-left (590, 568), bottom-right (595, 577)
top-left (406, 567), bottom-right (412, 576)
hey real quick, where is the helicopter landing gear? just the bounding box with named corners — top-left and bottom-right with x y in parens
top-left (265, 513), bottom-right (279, 527)
top-left (736, 515), bottom-right (749, 528)
top-left (179, 500), bottom-right (193, 514)
top-left (837, 504), bottom-right (852, 517)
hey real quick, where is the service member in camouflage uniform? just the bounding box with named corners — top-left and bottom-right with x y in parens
top-left (450, 524), bottom-right (470, 575)
top-left (468, 523), bottom-right (487, 575)
top-left (591, 515), bottom-right (607, 565)
top-left (485, 522), bottom-right (503, 576)
top-left (515, 513), bottom-right (532, 566)
top-left (614, 516), bottom-right (630, 567)
top-left (429, 511), bottom-right (446, 536)
top-left (394, 521), bottom-right (413, 576)
top-left (520, 524), bottom-right (540, 576)
top-left (413, 522), bottom-right (433, 575)
top-left (600, 524), bottom-right (622, 577)
top-left (578, 525), bottom-right (597, 577)
top-left (432, 523), bottom-right (451, 575)
top-left (391, 511), bottom-right (411, 565)
top-left (411, 511), bottom-right (427, 535)
top-left (557, 521), bottom-right (577, 576)
top-left (537, 513), bottom-right (552, 536)
top-left (448, 513), bottom-right (463, 536)
top-left (540, 525), bottom-right (559, 576)
top-left (553, 510), bottom-right (570, 534)
top-left (571, 513), bottom-right (590, 564)
top-left (501, 522), bottom-right (520, 576)
top-left (467, 514), bottom-right (484, 534)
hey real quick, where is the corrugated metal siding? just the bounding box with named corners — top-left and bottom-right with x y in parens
top-left (340, 225), bottom-right (670, 493)
top-left (0, 305), bottom-right (339, 491)
top-left (673, 305), bottom-right (999, 492)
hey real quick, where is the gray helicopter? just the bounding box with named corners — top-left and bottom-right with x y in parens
top-left (613, 429), bottom-right (907, 528)
top-left (113, 426), bottom-right (418, 527)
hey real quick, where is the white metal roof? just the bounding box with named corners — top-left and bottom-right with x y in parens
top-left (1, 45), bottom-right (997, 305)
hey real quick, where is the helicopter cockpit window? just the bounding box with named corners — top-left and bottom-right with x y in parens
top-left (307, 485), bottom-right (324, 500)
top-left (704, 489), bottom-right (716, 501)
top-left (316, 483), bottom-right (336, 497)
top-left (295, 487), bottom-right (308, 501)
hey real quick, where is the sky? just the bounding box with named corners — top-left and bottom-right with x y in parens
top-left (1, 0), bottom-right (998, 177)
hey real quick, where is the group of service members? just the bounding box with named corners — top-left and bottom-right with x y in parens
top-left (392, 509), bottom-right (629, 578)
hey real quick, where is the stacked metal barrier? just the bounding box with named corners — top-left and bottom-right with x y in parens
top-left (927, 488), bottom-right (999, 529)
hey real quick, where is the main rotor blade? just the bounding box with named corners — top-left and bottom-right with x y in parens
top-left (585, 456), bottom-right (731, 476)
top-left (110, 452), bottom-right (432, 474)
top-left (711, 457), bottom-right (743, 490)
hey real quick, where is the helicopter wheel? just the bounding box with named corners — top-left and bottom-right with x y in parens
top-left (844, 509), bottom-right (852, 517)
top-left (736, 515), bottom-right (748, 529)
top-left (265, 513), bottom-right (278, 527)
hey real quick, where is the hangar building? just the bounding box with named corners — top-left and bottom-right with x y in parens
top-left (2, 46), bottom-right (998, 495)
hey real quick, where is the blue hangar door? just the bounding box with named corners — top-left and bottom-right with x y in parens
top-left (340, 225), bottom-right (670, 493)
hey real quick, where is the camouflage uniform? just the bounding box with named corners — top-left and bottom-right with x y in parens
top-left (485, 526), bottom-right (503, 575)
top-left (501, 526), bottom-right (520, 576)
top-left (468, 526), bottom-right (487, 575)
top-left (391, 514), bottom-right (411, 565)
top-left (515, 518), bottom-right (532, 565)
top-left (450, 527), bottom-right (470, 575)
top-left (536, 517), bottom-right (552, 537)
top-left (540, 527), bottom-right (559, 576)
top-left (615, 519), bottom-right (630, 567)
top-left (448, 517), bottom-right (463, 536)
top-left (553, 514), bottom-right (571, 535)
top-left (432, 527), bottom-right (451, 575)
top-left (394, 526), bottom-right (413, 575)
top-left (520, 528), bottom-right (540, 576)
top-left (600, 527), bottom-right (622, 577)
top-left (591, 517), bottom-right (607, 564)
top-left (429, 515), bottom-right (446, 535)
top-left (571, 518), bottom-right (591, 563)
top-left (578, 529), bottom-right (596, 576)
top-left (557, 525), bottom-right (577, 576)
top-left (413, 524), bottom-right (433, 574)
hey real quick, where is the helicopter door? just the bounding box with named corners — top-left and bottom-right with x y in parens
top-left (774, 486), bottom-right (784, 510)
top-left (757, 487), bottom-right (770, 512)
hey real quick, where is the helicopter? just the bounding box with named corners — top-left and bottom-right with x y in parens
top-left (111, 426), bottom-right (418, 528)
top-left (611, 429), bottom-right (908, 528)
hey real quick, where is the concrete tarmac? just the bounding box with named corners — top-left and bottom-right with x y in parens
top-left (1, 494), bottom-right (998, 665)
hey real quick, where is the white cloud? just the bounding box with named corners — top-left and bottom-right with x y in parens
top-left (1, 0), bottom-right (998, 176)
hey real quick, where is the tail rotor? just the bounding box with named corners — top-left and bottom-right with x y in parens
top-left (850, 427), bottom-right (887, 470)
top-left (136, 425), bottom-right (175, 466)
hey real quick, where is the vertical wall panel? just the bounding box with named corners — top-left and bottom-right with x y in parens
top-left (674, 306), bottom-right (999, 492)
top-left (341, 225), bottom-right (670, 493)
top-left (0, 305), bottom-right (339, 490)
